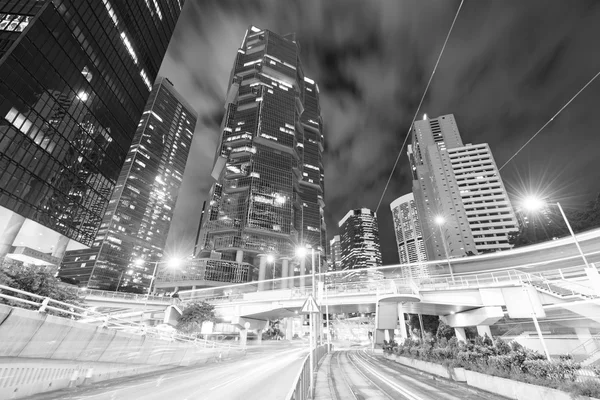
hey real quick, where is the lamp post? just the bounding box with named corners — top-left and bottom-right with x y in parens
top-left (135, 257), bottom-right (182, 297)
top-left (522, 197), bottom-right (591, 268)
top-left (434, 216), bottom-right (454, 280)
top-left (296, 246), bottom-right (317, 397)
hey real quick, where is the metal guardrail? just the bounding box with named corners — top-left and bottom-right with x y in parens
top-left (286, 345), bottom-right (328, 400)
top-left (0, 284), bottom-right (236, 349)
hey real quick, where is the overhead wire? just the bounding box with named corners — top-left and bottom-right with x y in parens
top-left (375, 0), bottom-right (465, 214)
top-left (499, 70), bottom-right (600, 171)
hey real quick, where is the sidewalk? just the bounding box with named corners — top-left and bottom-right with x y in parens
top-left (314, 352), bottom-right (332, 400)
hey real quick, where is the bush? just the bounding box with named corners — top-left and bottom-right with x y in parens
top-left (386, 331), bottom-right (600, 397)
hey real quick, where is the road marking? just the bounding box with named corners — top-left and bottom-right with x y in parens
top-left (349, 352), bottom-right (425, 400)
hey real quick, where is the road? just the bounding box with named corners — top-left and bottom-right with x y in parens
top-left (318, 349), bottom-right (504, 400)
top-left (23, 343), bottom-right (307, 400)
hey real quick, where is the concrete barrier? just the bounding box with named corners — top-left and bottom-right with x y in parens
top-left (0, 304), bottom-right (246, 399)
top-left (383, 352), bottom-right (600, 400)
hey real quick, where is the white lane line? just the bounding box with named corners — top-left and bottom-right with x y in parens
top-left (349, 352), bottom-right (425, 400)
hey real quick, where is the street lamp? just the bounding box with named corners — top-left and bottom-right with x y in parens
top-left (521, 196), bottom-right (591, 269)
top-left (434, 216), bottom-right (454, 279)
top-left (296, 245), bottom-right (316, 397)
top-left (136, 257), bottom-right (182, 297)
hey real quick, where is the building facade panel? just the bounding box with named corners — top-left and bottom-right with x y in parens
top-left (0, 0), bottom-right (184, 247)
top-left (59, 77), bottom-right (196, 291)
top-left (196, 26), bottom-right (326, 284)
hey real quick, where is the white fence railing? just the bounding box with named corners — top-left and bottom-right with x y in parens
top-left (0, 284), bottom-right (236, 349)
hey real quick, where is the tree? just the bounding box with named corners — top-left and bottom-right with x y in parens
top-left (0, 262), bottom-right (81, 316)
top-left (436, 320), bottom-right (455, 340)
top-left (408, 314), bottom-right (440, 338)
top-left (176, 301), bottom-right (216, 334)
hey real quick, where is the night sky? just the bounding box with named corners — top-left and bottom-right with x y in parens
top-left (160, 0), bottom-right (600, 264)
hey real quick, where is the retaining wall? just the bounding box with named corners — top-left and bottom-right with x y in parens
top-left (0, 304), bottom-right (244, 399)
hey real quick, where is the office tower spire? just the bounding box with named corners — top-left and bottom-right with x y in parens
top-left (409, 114), bottom-right (518, 262)
top-left (59, 77), bottom-right (197, 291)
top-left (196, 26), bottom-right (325, 287)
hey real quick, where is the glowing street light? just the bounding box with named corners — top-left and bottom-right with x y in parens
top-left (520, 196), bottom-right (591, 269)
top-left (266, 254), bottom-right (275, 263)
top-left (136, 257), bottom-right (183, 297)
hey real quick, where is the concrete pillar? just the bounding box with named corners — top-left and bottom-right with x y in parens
top-left (256, 329), bottom-right (263, 345)
top-left (454, 327), bottom-right (467, 343)
top-left (284, 318), bottom-right (294, 340)
top-left (0, 212), bottom-right (25, 260)
top-left (236, 250), bottom-right (244, 263)
top-left (258, 255), bottom-right (267, 291)
top-left (289, 262), bottom-right (296, 288)
top-left (476, 325), bottom-right (492, 338)
top-left (51, 235), bottom-right (70, 263)
top-left (239, 328), bottom-right (248, 348)
top-left (281, 258), bottom-right (289, 289)
top-left (397, 304), bottom-right (408, 342)
top-left (299, 258), bottom-right (306, 289)
top-left (575, 327), bottom-right (598, 355)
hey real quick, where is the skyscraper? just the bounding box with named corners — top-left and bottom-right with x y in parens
top-left (0, 1), bottom-right (184, 267)
top-left (338, 208), bottom-right (382, 271)
top-left (408, 114), bottom-right (518, 261)
top-left (329, 235), bottom-right (341, 271)
top-left (390, 193), bottom-right (428, 279)
top-left (59, 77), bottom-right (196, 291)
top-left (195, 26), bottom-right (326, 288)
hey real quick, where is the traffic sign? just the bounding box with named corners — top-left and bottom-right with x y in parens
top-left (300, 295), bottom-right (319, 314)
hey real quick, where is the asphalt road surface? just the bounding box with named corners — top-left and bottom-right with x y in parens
top-left (23, 343), bottom-right (307, 400)
top-left (318, 349), bottom-right (504, 400)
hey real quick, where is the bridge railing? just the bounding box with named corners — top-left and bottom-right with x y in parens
top-left (81, 288), bottom-right (173, 303)
top-left (0, 284), bottom-right (236, 349)
top-left (286, 345), bottom-right (328, 400)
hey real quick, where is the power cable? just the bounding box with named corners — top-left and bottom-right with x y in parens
top-left (499, 70), bottom-right (600, 171)
top-left (375, 0), bottom-right (465, 214)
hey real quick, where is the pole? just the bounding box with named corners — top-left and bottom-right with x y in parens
top-left (556, 202), bottom-right (591, 269)
top-left (310, 247), bottom-right (316, 398)
top-left (523, 285), bottom-right (551, 360)
top-left (325, 279), bottom-right (331, 352)
top-left (115, 271), bottom-right (124, 292)
top-left (147, 262), bottom-right (159, 297)
top-left (438, 225), bottom-right (454, 280)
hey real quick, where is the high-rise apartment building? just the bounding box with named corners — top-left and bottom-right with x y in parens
top-left (59, 77), bottom-right (196, 291)
top-left (390, 193), bottom-right (428, 279)
top-left (329, 235), bottom-right (341, 271)
top-left (408, 114), bottom-right (518, 261)
top-left (338, 208), bottom-right (382, 271)
top-left (0, 1), bottom-right (184, 268)
top-left (194, 26), bottom-right (326, 288)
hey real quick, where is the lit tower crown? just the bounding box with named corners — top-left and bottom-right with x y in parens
top-left (198, 26), bottom-right (326, 280)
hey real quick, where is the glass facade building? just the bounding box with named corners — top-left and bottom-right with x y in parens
top-left (329, 235), bottom-right (341, 272)
top-left (0, 0), bottom-right (184, 259)
top-left (390, 193), bottom-right (429, 279)
top-left (338, 208), bottom-right (382, 273)
top-left (59, 77), bottom-right (196, 291)
top-left (196, 26), bottom-right (326, 287)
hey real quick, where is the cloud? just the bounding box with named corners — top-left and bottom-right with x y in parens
top-left (161, 0), bottom-right (600, 263)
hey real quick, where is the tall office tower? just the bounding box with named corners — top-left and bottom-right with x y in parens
top-left (0, 1), bottom-right (184, 268)
top-left (195, 26), bottom-right (326, 288)
top-left (329, 235), bottom-right (341, 271)
top-left (59, 77), bottom-right (196, 291)
top-left (390, 193), bottom-right (428, 279)
top-left (408, 114), bottom-right (518, 262)
top-left (338, 208), bottom-right (382, 274)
